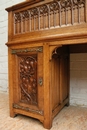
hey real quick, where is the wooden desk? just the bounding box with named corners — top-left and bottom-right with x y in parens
top-left (6, 0), bottom-right (87, 129)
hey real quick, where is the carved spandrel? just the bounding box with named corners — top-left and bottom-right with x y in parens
top-left (14, 0), bottom-right (86, 34)
top-left (19, 55), bottom-right (37, 105)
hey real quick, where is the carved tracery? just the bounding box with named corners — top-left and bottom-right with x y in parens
top-left (22, 11), bottom-right (29, 21)
top-left (14, 0), bottom-right (86, 34)
top-left (40, 5), bottom-right (48, 14)
top-left (31, 8), bottom-right (38, 16)
top-left (14, 13), bottom-right (21, 23)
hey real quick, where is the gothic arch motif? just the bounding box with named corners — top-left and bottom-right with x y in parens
top-left (14, 0), bottom-right (86, 34)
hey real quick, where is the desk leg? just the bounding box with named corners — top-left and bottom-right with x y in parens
top-left (43, 43), bottom-right (52, 129)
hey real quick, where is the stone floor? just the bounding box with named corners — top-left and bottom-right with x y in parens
top-left (0, 92), bottom-right (87, 130)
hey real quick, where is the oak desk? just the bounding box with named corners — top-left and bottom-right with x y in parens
top-left (6, 0), bottom-right (87, 129)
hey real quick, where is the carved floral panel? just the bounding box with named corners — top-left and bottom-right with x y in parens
top-left (18, 55), bottom-right (37, 105)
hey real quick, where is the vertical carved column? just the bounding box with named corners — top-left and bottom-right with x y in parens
top-left (39, 5), bottom-right (49, 29)
top-left (73, 0), bottom-right (85, 23)
top-left (14, 13), bottom-right (21, 34)
top-left (60, 0), bottom-right (72, 25)
top-left (22, 11), bottom-right (29, 32)
top-left (49, 1), bottom-right (59, 27)
top-left (30, 8), bottom-right (39, 31)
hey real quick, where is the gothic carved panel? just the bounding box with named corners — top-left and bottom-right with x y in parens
top-left (18, 55), bottom-right (37, 105)
top-left (14, 0), bottom-right (86, 34)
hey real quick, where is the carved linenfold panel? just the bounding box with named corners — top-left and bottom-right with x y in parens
top-left (18, 55), bottom-right (37, 105)
top-left (14, 0), bottom-right (86, 34)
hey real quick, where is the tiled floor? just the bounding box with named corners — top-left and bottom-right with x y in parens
top-left (0, 92), bottom-right (87, 130)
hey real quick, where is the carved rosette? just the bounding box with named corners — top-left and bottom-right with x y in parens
top-left (19, 55), bottom-right (37, 105)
